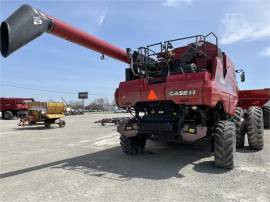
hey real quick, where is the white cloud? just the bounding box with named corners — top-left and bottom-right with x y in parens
top-left (98, 15), bottom-right (106, 26)
top-left (162, 0), bottom-right (192, 7)
top-left (220, 13), bottom-right (270, 44)
top-left (259, 46), bottom-right (270, 57)
top-left (97, 2), bottom-right (110, 27)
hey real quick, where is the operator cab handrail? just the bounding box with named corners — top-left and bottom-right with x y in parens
top-left (132, 33), bottom-right (219, 82)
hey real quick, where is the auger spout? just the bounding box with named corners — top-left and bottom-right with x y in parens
top-left (0, 4), bottom-right (129, 64)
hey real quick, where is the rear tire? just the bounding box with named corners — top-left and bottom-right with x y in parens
top-left (17, 111), bottom-right (27, 118)
top-left (246, 106), bottom-right (264, 150)
top-left (59, 120), bottom-right (66, 128)
top-left (262, 106), bottom-right (270, 129)
top-left (3, 111), bottom-right (14, 120)
top-left (120, 135), bottom-right (146, 155)
top-left (45, 121), bottom-right (51, 128)
top-left (214, 121), bottom-right (236, 169)
top-left (232, 107), bottom-right (245, 148)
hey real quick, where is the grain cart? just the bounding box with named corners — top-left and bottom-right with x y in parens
top-left (1, 5), bottom-right (265, 168)
top-left (0, 97), bottom-right (34, 119)
top-left (18, 101), bottom-right (66, 128)
top-left (238, 88), bottom-right (270, 129)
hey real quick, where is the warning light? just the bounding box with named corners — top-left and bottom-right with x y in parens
top-left (147, 90), bottom-right (158, 100)
top-left (188, 128), bottom-right (197, 134)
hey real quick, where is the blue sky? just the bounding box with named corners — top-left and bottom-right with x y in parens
top-left (0, 0), bottom-right (269, 103)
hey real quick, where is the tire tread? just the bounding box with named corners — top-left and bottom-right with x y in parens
top-left (214, 121), bottom-right (236, 169)
top-left (246, 106), bottom-right (264, 150)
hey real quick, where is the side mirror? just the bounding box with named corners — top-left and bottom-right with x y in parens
top-left (167, 42), bottom-right (173, 49)
top-left (235, 69), bottom-right (245, 82)
top-left (240, 72), bottom-right (245, 82)
top-left (100, 53), bottom-right (105, 60)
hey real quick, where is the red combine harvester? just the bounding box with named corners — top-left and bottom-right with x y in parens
top-left (1, 5), bottom-right (266, 168)
top-left (238, 88), bottom-right (270, 129)
top-left (0, 97), bottom-right (34, 119)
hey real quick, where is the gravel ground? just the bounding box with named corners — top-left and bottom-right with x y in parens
top-left (0, 113), bottom-right (269, 202)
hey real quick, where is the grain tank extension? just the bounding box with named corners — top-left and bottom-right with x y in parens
top-left (1, 4), bottom-right (265, 169)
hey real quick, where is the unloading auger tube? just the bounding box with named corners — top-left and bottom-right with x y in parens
top-left (0, 4), bottom-right (130, 64)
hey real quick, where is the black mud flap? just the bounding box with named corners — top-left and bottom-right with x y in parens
top-left (117, 118), bottom-right (139, 137)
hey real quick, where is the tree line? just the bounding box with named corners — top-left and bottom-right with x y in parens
top-left (68, 98), bottom-right (115, 111)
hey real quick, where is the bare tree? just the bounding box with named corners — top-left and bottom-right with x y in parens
top-left (111, 99), bottom-right (116, 106)
top-left (69, 100), bottom-right (82, 110)
top-left (93, 98), bottom-right (109, 106)
top-left (85, 97), bottom-right (111, 111)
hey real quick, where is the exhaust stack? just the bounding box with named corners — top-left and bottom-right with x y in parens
top-left (1, 4), bottom-right (129, 63)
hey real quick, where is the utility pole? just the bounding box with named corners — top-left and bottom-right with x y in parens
top-left (78, 92), bottom-right (88, 113)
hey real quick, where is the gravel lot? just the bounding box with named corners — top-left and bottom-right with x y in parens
top-left (0, 113), bottom-right (269, 202)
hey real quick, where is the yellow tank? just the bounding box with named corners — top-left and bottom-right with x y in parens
top-left (19, 101), bottom-right (66, 128)
top-left (28, 102), bottom-right (65, 114)
top-left (47, 102), bottom-right (65, 114)
top-left (28, 101), bottom-right (65, 119)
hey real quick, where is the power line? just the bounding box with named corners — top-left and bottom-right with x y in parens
top-left (1, 83), bottom-right (76, 94)
top-left (1, 80), bottom-right (116, 96)
top-left (0, 83), bottom-right (114, 97)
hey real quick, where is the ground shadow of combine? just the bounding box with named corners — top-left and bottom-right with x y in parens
top-left (192, 160), bottom-right (230, 174)
top-left (1, 140), bottom-right (230, 180)
top-left (236, 146), bottom-right (260, 153)
top-left (13, 126), bottom-right (55, 131)
top-left (52, 142), bottom-right (215, 180)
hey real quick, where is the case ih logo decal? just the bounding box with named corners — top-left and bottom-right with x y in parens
top-left (169, 89), bottom-right (196, 96)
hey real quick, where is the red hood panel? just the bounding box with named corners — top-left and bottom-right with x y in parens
top-left (117, 72), bottom-right (210, 107)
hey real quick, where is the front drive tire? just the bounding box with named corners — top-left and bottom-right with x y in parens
top-left (246, 106), bottom-right (264, 150)
top-left (120, 135), bottom-right (146, 155)
top-left (214, 121), bottom-right (236, 169)
top-left (232, 107), bottom-right (246, 148)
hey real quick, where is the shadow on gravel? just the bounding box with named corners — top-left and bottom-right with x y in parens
top-left (1, 141), bottom-right (230, 180)
top-left (236, 146), bottom-right (260, 153)
top-left (13, 127), bottom-right (55, 131)
top-left (192, 161), bottom-right (230, 174)
top-left (91, 124), bottom-right (116, 129)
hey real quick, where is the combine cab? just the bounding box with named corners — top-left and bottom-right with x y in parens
top-left (1, 4), bottom-right (266, 169)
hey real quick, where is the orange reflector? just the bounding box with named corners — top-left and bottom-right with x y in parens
top-left (147, 90), bottom-right (158, 100)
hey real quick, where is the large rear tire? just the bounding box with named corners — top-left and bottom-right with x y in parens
top-left (262, 106), bottom-right (270, 129)
top-left (3, 111), bottom-right (14, 120)
top-left (214, 121), bottom-right (236, 169)
top-left (232, 107), bottom-right (245, 148)
top-left (246, 106), bottom-right (264, 150)
top-left (120, 135), bottom-right (146, 155)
